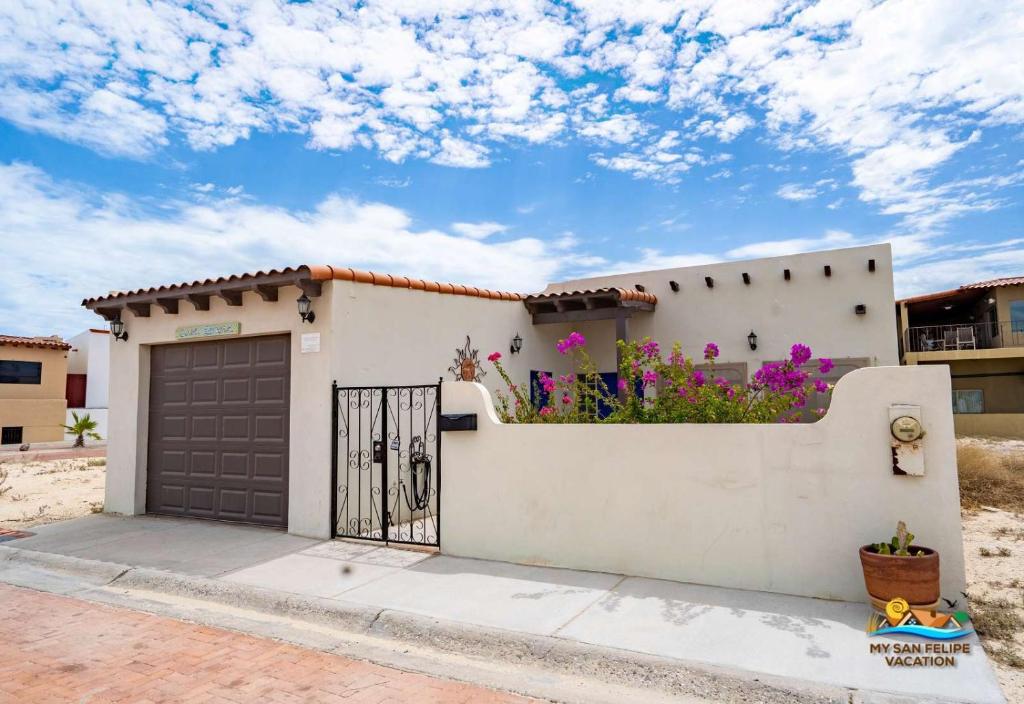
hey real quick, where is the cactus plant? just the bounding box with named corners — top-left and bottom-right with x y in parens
top-left (873, 521), bottom-right (926, 556)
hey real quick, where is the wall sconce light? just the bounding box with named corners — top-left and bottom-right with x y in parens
top-left (296, 293), bottom-right (316, 323)
top-left (109, 315), bottom-right (128, 342)
top-left (669, 280), bottom-right (680, 292)
top-left (747, 330), bottom-right (758, 351)
top-left (510, 332), bottom-right (523, 355)
top-left (855, 304), bottom-right (867, 315)
top-left (635, 283), bottom-right (646, 292)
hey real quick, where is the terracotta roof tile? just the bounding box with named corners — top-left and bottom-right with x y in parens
top-left (524, 287), bottom-right (659, 305)
top-left (0, 334), bottom-right (71, 350)
top-left (960, 276), bottom-right (1024, 290)
top-left (82, 265), bottom-right (525, 308)
top-left (898, 275), bottom-right (1024, 304)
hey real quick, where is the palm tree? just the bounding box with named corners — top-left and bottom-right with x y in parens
top-left (63, 411), bottom-right (102, 448)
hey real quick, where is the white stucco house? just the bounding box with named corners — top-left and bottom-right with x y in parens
top-left (83, 243), bottom-right (898, 540)
top-left (64, 328), bottom-right (110, 439)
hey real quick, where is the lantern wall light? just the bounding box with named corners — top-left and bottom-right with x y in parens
top-left (747, 330), bottom-right (758, 351)
top-left (109, 315), bottom-right (128, 342)
top-left (297, 293), bottom-right (316, 324)
top-left (510, 332), bottom-right (523, 355)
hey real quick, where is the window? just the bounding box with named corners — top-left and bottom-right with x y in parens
top-left (952, 389), bottom-right (984, 414)
top-left (1, 427), bottom-right (23, 445)
top-left (1011, 300), bottom-right (1024, 333)
top-left (0, 360), bottom-right (42, 384)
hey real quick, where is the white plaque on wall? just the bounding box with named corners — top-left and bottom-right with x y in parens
top-left (301, 332), bottom-right (321, 354)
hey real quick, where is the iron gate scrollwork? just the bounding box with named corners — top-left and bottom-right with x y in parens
top-left (331, 382), bottom-right (440, 547)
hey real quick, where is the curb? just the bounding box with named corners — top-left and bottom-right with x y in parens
top-left (0, 546), bottom-right (983, 704)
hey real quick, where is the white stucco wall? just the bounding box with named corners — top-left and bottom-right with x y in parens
top-left (66, 329), bottom-right (110, 408)
top-left (103, 286), bottom-right (334, 538)
top-left (440, 364), bottom-right (965, 603)
top-left (545, 244), bottom-right (899, 370)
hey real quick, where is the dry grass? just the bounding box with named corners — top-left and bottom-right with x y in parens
top-left (958, 443), bottom-right (1024, 513)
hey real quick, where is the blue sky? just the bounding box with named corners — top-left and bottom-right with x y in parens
top-left (1, 0), bottom-right (1022, 336)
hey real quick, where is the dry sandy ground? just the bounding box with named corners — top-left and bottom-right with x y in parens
top-left (0, 455), bottom-right (105, 529)
top-left (963, 506), bottom-right (1024, 701)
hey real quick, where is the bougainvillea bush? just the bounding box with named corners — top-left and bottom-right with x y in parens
top-left (488, 333), bottom-right (834, 424)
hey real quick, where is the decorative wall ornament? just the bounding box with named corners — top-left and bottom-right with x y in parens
top-left (448, 336), bottom-right (486, 382)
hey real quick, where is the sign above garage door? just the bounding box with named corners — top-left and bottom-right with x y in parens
top-left (175, 321), bottom-right (241, 340)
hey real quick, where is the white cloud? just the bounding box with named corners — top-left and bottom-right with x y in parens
top-left (0, 162), bottom-right (577, 335)
top-left (725, 231), bottom-right (860, 259)
top-left (776, 183), bottom-right (819, 201)
top-left (451, 221), bottom-right (509, 239)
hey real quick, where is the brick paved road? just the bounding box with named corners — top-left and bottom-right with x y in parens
top-left (0, 583), bottom-right (534, 703)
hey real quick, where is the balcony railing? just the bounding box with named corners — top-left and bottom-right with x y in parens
top-left (905, 320), bottom-right (1024, 353)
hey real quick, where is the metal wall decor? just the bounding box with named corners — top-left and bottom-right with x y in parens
top-left (447, 335), bottom-right (486, 382)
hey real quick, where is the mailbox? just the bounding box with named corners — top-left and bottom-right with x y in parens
top-left (440, 413), bottom-right (477, 431)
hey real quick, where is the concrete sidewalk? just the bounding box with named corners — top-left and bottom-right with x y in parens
top-left (2, 514), bottom-right (1005, 704)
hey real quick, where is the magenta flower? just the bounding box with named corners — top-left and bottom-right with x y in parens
top-left (790, 343), bottom-right (812, 366)
top-left (714, 376), bottom-right (729, 388)
top-left (556, 331), bottom-right (586, 355)
top-left (691, 370), bottom-right (705, 387)
top-left (814, 379), bottom-right (829, 394)
top-left (642, 370), bottom-right (658, 387)
top-left (538, 372), bottom-right (556, 393)
top-left (561, 394), bottom-right (572, 405)
top-left (818, 357), bottom-right (834, 374)
top-left (703, 342), bottom-right (720, 360)
top-left (539, 406), bottom-right (554, 416)
top-left (487, 351), bottom-right (502, 362)
top-left (617, 378), bottom-right (628, 391)
top-left (640, 340), bottom-right (660, 359)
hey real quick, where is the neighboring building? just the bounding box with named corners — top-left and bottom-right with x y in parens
top-left (0, 334), bottom-right (71, 445)
top-left (897, 276), bottom-right (1024, 438)
top-left (65, 328), bottom-right (110, 439)
top-left (82, 243), bottom-right (896, 537)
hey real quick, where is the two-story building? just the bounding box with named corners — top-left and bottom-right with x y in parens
top-left (897, 276), bottom-right (1024, 438)
top-left (0, 334), bottom-right (72, 445)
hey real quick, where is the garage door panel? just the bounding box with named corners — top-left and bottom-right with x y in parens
top-left (147, 335), bottom-right (290, 527)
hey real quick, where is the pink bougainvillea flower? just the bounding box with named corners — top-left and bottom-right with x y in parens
top-left (814, 379), bottom-right (829, 394)
top-left (487, 351), bottom-right (502, 362)
top-left (539, 406), bottom-right (554, 416)
top-left (538, 372), bottom-right (556, 393)
top-left (642, 370), bottom-right (658, 386)
top-left (561, 394), bottom-right (572, 405)
top-left (818, 357), bottom-right (834, 374)
top-left (790, 343), bottom-right (812, 366)
top-left (703, 342), bottom-right (720, 360)
top-left (640, 340), bottom-right (660, 359)
top-left (714, 376), bottom-right (728, 388)
top-left (691, 370), bottom-right (705, 387)
top-left (556, 331), bottom-right (586, 355)
top-left (617, 378), bottom-right (628, 391)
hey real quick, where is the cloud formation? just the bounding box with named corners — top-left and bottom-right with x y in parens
top-left (1, 0), bottom-right (1021, 234)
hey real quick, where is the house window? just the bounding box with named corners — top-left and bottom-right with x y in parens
top-left (1, 427), bottom-right (23, 445)
top-left (0, 360), bottom-right (42, 384)
top-left (952, 389), bottom-right (984, 414)
top-left (1011, 300), bottom-right (1024, 333)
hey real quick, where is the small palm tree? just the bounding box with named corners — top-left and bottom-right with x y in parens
top-left (64, 411), bottom-right (102, 448)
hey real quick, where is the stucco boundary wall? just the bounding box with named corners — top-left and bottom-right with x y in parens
top-left (440, 365), bottom-right (965, 603)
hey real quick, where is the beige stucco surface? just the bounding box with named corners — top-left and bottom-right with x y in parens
top-left (440, 365), bottom-right (965, 603)
top-left (0, 345), bottom-right (68, 442)
top-left (545, 243), bottom-right (899, 369)
top-left (954, 413), bottom-right (1024, 439)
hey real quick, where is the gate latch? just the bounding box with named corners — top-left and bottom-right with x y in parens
top-left (372, 440), bottom-right (384, 463)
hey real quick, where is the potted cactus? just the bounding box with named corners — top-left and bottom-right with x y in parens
top-left (859, 521), bottom-right (940, 610)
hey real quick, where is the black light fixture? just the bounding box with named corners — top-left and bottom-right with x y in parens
top-left (510, 332), bottom-right (523, 355)
top-left (747, 330), bottom-right (758, 351)
top-left (109, 315), bottom-right (128, 342)
top-left (855, 303), bottom-right (867, 315)
top-left (296, 293), bottom-right (316, 323)
top-left (669, 280), bottom-right (680, 292)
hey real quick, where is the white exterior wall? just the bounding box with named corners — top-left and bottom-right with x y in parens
top-left (440, 365), bottom-right (965, 603)
top-left (545, 244), bottom-right (899, 370)
top-left (104, 286), bottom-right (334, 538)
top-left (65, 329), bottom-right (111, 408)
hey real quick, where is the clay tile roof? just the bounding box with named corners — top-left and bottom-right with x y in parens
top-left (960, 276), bottom-right (1024, 290)
top-left (82, 264), bottom-right (525, 310)
top-left (0, 334), bottom-right (71, 351)
top-left (524, 287), bottom-right (658, 305)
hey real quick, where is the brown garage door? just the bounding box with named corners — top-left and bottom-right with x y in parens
top-left (147, 335), bottom-right (290, 527)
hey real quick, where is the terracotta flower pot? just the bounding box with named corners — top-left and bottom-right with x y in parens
top-left (859, 545), bottom-right (940, 610)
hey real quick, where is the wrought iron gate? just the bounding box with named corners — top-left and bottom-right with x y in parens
top-left (331, 382), bottom-right (440, 547)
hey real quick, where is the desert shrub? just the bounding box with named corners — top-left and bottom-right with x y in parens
top-left (957, 443), bottom-right (1024, 512)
